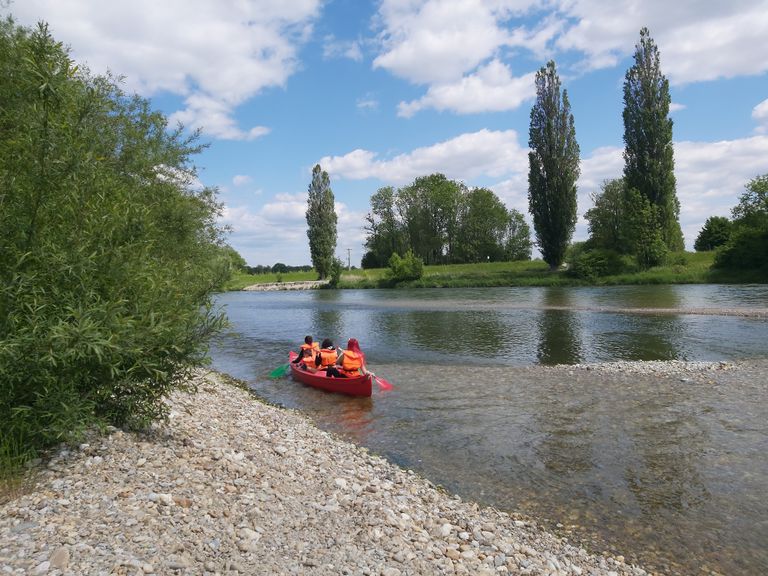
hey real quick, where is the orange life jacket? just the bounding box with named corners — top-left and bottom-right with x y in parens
top-left (318, 348), bottom-right (337, 368)
top-left (300, 342), bottom-right (320, 354)
top-left (340, 350), bottom-right (363, 375)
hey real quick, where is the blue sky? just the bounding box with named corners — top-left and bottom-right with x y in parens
top-left (9, 0), bottom-right (768, 266)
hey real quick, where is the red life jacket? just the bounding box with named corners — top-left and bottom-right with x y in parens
top-left (318, 348), bottom-right (337, 368)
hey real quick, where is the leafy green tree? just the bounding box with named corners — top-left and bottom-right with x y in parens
top-left (694, 216), bottom-right (732, 251)
top-left (455, 187), bottom-right (509, 262)
top-left (396, 174), bottom-right (464, 264)
top-left (731, 174), bottom-right (768, 229)
top-left (305, 164), bottom-right (338, 279)
top-left (528, 60), bottom-right (580, 270)
top-left (363, 186), bottom-right (407, 267)
top-left (623, 187), bottom-right (667, 268)
top-left (504, 209), bottom-right (533, 261)
top-left (585, 179), bottom-right (630, 252)
top-left (0, 19), bottom-right (226, 465)
top-left (454, 188), bottom-right (532, 262)
top-left (714, 174), bottom-right (768, 274)
top-left (623, 27), bottom-right (684, 252)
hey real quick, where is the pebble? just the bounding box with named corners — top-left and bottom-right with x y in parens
top-left (0, 369), bottom-right (650, 576)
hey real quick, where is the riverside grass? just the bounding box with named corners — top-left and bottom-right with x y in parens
top-left (224, 251), bottom-right (757, 290)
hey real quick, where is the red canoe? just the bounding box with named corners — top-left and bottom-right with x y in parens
top-left (288, 351), bottom-right (373, 397)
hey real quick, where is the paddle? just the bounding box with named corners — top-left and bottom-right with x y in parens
top-left (368, 371), bottom-right (393, 391)
top-left (269, 363), bottom-right (290, 379)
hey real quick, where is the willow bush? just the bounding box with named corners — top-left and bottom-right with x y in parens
top-left (0, 18), bottom-right (228, 470)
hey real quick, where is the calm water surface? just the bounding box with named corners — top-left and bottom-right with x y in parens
top-left (210, 286), bottom-right (768, 575)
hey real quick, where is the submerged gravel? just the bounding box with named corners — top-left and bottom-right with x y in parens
top-left (0, 369), bottom-right (659, 576)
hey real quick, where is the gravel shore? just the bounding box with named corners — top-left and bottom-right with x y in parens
top-left (1, 369), bottom-right (655, 576)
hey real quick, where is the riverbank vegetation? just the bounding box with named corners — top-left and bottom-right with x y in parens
top-left (224, 249), bottom-right (767, 291)
top-left (334, 250), bottom-right (729, 288)
top-left (1, 19), bottom-right (228, 481)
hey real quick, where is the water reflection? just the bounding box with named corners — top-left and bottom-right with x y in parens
top-left (209, 287), bottom-right (768, 576)
top-left (537, 287), bottom-right (583, 364)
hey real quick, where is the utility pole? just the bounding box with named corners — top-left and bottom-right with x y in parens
top-left (346, 248), bottom-right (351, 270)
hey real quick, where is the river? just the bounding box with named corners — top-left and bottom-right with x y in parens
top-left (209, 285), bottom-right (768, 575)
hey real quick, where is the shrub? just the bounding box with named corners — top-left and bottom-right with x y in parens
top-left (387, 250), bottom-right (424, 282)
top-left (0, 20), bottom-right (226, 470)
top-left (567, 247), bottom-right (626, 280)
top-left (713, 227), bottom-right (768, 273)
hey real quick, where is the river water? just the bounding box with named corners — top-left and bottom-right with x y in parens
top-left (209, 285), bottom-right (768, 575)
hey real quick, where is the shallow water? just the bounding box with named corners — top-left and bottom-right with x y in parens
top-left (210, 285), bottom-right (768, 575)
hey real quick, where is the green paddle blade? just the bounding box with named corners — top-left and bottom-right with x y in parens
top-left (269, 363), bottom-right (290, 378)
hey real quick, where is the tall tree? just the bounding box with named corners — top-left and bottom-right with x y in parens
top-left (623, 27), bottom-right (684, 252)
top-left (363, 186), bottom-right (406, 268)
top-left (528, 60), bottom-right (580, 269)
top-left (585, 178), bottom-right (629, 252)
top-left (305, 164), bottom-right (337, 279)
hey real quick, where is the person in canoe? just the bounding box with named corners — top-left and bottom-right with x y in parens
top-left (314, 338), bottom-right (340, 372)
top-left (292, 335), bottom-right (320, 366)
top-left (326, 338), bottom-right (367, 378)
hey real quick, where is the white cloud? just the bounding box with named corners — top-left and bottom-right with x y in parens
top-left (669, 102), bottom-right (686, 113)
top-left (575, 137), bottom-right (768, 249)
top-left (397, 60), bottom-right (536, 117)
top-left (11, 0), bottom-right (321, 139)
top-left (373, 0), bottom-right (514, 84)
top-left (319, 129), bottom-right (529, 184)
top-left (356, 95), bottom-right (380, 112)
top-left (221, 194), bottom-right (367, 267)
top-left (753, 98), bottom-right (768, 133)
top-left (372, 0), bottom-right (768, 117)
top-left (233, 175), bottom-right (253, 187)
top-left (555, 0), bottom-right (768, 84)
top-left (323, 35), bottom-right (363, 61)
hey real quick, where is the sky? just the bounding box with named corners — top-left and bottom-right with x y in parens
top-left (7, 0), bottom-right (768, 267)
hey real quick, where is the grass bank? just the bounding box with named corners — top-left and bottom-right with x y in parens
top-left (225, 252), bottom-right (766, 291)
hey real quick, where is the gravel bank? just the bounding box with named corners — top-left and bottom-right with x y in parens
top-left (0, 370), bottom-right (653, 576)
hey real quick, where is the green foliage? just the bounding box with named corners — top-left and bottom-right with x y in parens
top-left (567, 246), bottom-right (629, 281)
top-left (363, 175), bottom-right (530, 266)
top-left (0, 19), bottom-right (226, 470)
top-left (396, 174), bottom-right (464, 264)
top-left (694, 216), bottom-right (732, 251)
top-left (364, 186), bottom-right (407, 268)
top-left (712, 174), bottom-right (768, 276)
top-left (306, 164), bottom-right (338, 279)
top-left (504, 209), bottom-right (533, 261)
top-left (622, 188), bottom-right (668, 269)
top-left (714, 227), bottom-right (768, 274)
top-left (622, 27), bottom-right (684, 252)
top-left (387, 250), bottom-right (424, 282)
top-left (455, 188), bottom-right (529, 263)
top-left (528, 60), bottom-right (580, 270)
top-left (585, 178), bottom-right (630, 252)
top-left (328, 257), bottom-right (344, 287)
top-left (731, 174), bottom-right (768, 229)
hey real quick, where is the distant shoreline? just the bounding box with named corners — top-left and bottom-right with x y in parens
top-left (242, 280), bottom-right (328, 291)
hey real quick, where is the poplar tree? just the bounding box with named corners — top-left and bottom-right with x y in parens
top-left (306, 164), bottom-right (337, 279)
top-left (528, 60), bottom-right (580, 269)
top-left (623, 27), bottom-right (684, 252)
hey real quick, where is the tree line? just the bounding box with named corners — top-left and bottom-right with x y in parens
top-left (290, 26), bottom-right (767, 283)
top-left (361, 174), bottom-right (532, 269)
top-left (1, 18), bottom-right (229, 468)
